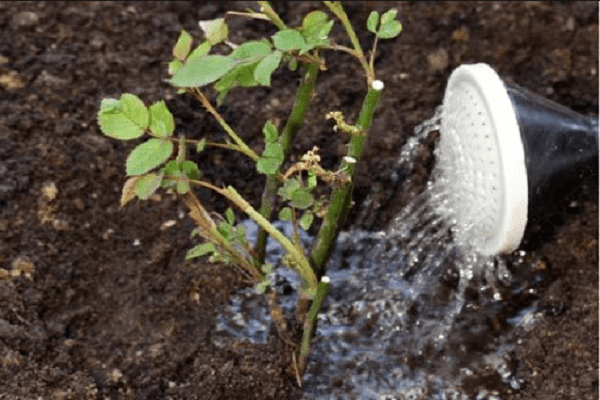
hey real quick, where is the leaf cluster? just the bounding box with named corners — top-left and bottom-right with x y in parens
top-left (366, 9), bottom-right (403, 39)
top-left (168, 11), bottom-right (334, 104)
top-left (98, 94), bottom-right (200, 204)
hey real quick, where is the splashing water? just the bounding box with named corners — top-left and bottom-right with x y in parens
top-left (214, 107), bottom-right (545, 400)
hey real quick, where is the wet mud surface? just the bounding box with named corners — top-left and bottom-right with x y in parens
top-left (0, 1), bottom-right (597, 399)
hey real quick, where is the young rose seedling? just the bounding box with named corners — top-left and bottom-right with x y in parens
top-left (97, 0), bottom-right (402, 379)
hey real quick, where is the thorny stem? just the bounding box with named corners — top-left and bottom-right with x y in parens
top-left (191, 88), bottom-right (260, 162)
top-left (309, 81), bottom-right (383, 276)
top-left (225, 186), bottom-right (318, 297)
top-left (173, 137), bottom-right (253, 158)
top-left (323, 1), bottom-right (374, 84)
top-left (255, 63), bottom-right (320, 266)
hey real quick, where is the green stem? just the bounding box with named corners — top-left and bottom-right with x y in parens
top-left (256, 1), bottom-right (287, 30)
top-left (298, 276), bottom-right (330, 374)
top-left (226, 186), bottom-right (318, 297)
top-left (309, 80), bottom-right (384, 275)
top-left (255, 63), bottom-right (320, 265)
top-left (323, 1), bottom-right (373, 83)
top-left (193, 89), bottom-right (260, 162)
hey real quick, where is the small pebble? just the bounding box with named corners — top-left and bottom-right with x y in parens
top-left (11, 11), bottom-right (39, 29)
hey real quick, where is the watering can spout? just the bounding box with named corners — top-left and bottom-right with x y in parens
top-left (439, 63), bottom-right (598, 256)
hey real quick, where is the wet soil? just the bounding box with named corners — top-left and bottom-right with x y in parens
top-left (0, 1), bottom-right (597, 399)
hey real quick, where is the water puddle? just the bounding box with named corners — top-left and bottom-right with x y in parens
top-left (213, 107), bottom-right (549, 399)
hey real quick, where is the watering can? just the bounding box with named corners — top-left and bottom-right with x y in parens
top-left (438, 63), bottom-right (598, 255)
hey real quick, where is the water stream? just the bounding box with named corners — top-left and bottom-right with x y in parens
top-left (213, 107), bottom-right (547, 399)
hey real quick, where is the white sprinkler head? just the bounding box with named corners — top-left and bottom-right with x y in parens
top-left (437, 63), bottom-right (528, 255)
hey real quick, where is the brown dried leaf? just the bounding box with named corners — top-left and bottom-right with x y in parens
top-left (120, 176), bottom-right (139, 208)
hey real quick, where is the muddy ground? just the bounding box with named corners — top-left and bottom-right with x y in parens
top-left (0, 1), bottom-right (597, 399)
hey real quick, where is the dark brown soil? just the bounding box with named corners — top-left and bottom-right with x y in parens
top-left (0, 1), bottom-right (597, 399)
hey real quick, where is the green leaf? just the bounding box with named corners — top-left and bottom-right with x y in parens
top-left (176, 176), bottom-right (190, 194)
top-left (199, 18), bottom-right (229, 45)
top-left (262, 119), bottom-right (279, 143)
top-left (196, 138), bottom-right (207, 153)
top-left (230, 41), bottom-right (272, 61)
top-left (217, 221), bottom-right (231, 239)
top-left (121, 94), bottom-right (149, 129)
top-left (186, 242), bottom-right (216, 260)
top-left (98, 98), bottom-right (144, 140)
top-left (168, 59), bottom-right (183, 75)
top-left (255, 278), bottom-right (271, 294)
top-left (291, 188), bottom-right (314, 209)
top-left (311, 20), bottom-right (334, 45)
top-left (302, 10), bottom-right (328, 32)
top-left (170, 55), bottom-right (235, 88)
top-left (378, 20), bottom-right (402, 39)
top-left (148, 100), bottom-right (175, 137)
top-left (367, 11), bottom-right (379, 34)
top-left (187, 41), bottom-right (212, 63)
top-left (234, 64), bottom-right (260, 87)
top-left (380, 9), bottom-right (398, 25)
top-left (272, 29), bottom-right (306, 51)
top-left (308, 173), bottom-right (317, 189)
top-left (225, 207), bottom-right (235, 225)
top-left (126, 138), bottom-right (174, 176)
top-left (254, 50), bottom-right (282, 86)
top-left (299, 212), bottom-right (314, 230)
top-left (287, 57), bottom-right (298, 71)
top-left (160, 160), bottom-right (180, 188)
top-left (173, 29), bottom-right (193, 61)
top-left (181, 160), bottom-right (200, 181)
top-left (278, 207), bottom-right (293, 221)
top-left (134, 172), bottom-right (163, 200)
top-left (261, 263), bottom-right (273, 275)
top-left (256, 142), bottom-right (284, 175)
top-left (278, 178), bottom-right (300, 200)
top-left (235, 225), bottom-right (246, 244)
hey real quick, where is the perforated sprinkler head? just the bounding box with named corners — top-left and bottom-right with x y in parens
top-left (436, 63), bottom-right (598, 256)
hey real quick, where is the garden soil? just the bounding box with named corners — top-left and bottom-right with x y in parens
top-left (0, 1), bottom-right (597, 399)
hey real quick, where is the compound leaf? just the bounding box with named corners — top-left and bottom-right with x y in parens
top-left (126, 138), bottom-right (174, 176)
